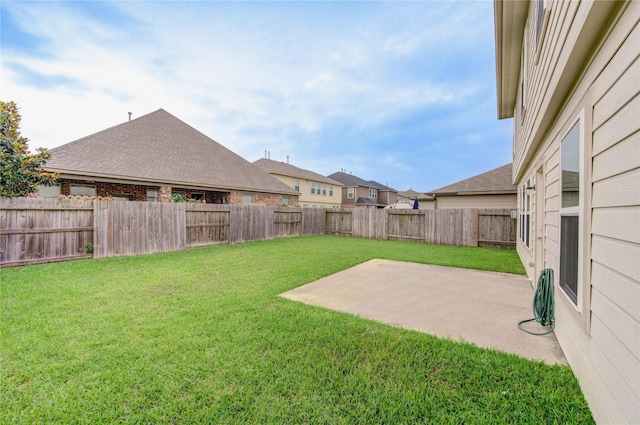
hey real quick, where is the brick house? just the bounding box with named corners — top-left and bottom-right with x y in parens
top-left (42, 109), bottom-right (299, 206)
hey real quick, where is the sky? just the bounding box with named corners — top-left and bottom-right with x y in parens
top-left (1, 0), bottom-right (513, 192)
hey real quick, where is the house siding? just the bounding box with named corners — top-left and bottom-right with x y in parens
top-left (511, 1), bottom-right (639, 423)
top-left (269, 174), bottom-right (341, 208)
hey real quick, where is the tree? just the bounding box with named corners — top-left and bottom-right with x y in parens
top-left (0, 101), bottom-right (58, 197)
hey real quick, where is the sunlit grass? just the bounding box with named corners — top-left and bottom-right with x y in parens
top-left (1, 235), bottom-right (592, 424)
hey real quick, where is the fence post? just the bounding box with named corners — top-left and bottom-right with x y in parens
top-left (463, 209), bottom-right (479, 247)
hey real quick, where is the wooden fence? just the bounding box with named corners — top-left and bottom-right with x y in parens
top-left (326, 209), bottom-right (514, 248)
top-left (0, 199), bottom-right (328, 266)
top-left (1, 197), bottom-right (515, 267)
top-left (0, 197), bottom-right (94, 266)
top-left (327, 209), bottom-right (475, 244)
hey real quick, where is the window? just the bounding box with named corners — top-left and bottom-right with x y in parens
top-left (112, 194), bottom-right (133, 201)
top-left (535, 0), bottom-right (550, 62)
top-left (147, 189), bottom-right (158, 202)
top-left (191, 193), bottom-right (204, 201)
top-left (173, 191), bottom-right (186, 201)
top-left (536, 0), bottom-right (545, 42)
top-left (519, 180), bottom-right (531, 248)
top-left (329, 185), bottom-right (333, 196)
top-left (38, 185), bottom-right (60, 198)
top-left (294, 179), bottom-right (300, 192)
top-left (369, 188), bottom-right (377, 199)
top-left (282, 196), bottom-right (290, 206)
top-left (519, 33), bottom-right (527, 117)
top-left (535, 0), bottom-right (549, 45)
top-left (347, 187), bottom-right (354, 199)
top-left (70, 184), bottom-right (96, 197)
top-left (311, 182), bottom-right (316, 194)
top-left (243, 193), bottom-right (254, 204)
top-left (322, 184), bottom-right (326, 196)
top-left (559, 120), bottom-right (581, 306)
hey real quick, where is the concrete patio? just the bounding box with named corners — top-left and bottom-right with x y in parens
top-left (280, 259), bottom-right (567, 365)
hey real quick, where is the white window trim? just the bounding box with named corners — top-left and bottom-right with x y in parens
top-left (519, 181), bottom-right (531, 249)
top-left (347, 188), bottom-right (354, 199)
top-left (535, 0), bottom-right (550, 63)
top-left (558, 112), bottom-right (587, 313)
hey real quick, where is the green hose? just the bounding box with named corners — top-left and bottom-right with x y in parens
top-left (518, 268), bottom-right (555, 335)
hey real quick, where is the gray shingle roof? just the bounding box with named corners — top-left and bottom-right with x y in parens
top-left (47, 109), bottom-right (298, 195)
top-left (428, 163), bottom-right (516, 195)
top-left (398, 189), bottom-right (434, 201)
top-left (253, 158), bottom-right (343, 186)
top-left (356, 197), bottom-right (386, 207)
top-left (328, 172), bottom-right (396, 191)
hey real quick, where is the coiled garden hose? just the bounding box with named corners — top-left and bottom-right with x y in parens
top-left (518, 268), bottom-right (555, 336)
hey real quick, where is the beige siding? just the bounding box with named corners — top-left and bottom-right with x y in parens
top-left (512, 1), bottom-right (639, 423)
top-left (436, 194), bottom-right (516, 210)
top-left (270, 174), bottom-right (341, 208)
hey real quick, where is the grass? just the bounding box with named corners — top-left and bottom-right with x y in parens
top-left (1, 235), bottom-right (593, 424)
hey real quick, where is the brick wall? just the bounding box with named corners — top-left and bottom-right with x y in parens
top-left (56, 179), bottom-right (296, 205)
top-left (59, 179), bottom-right (148, 201)
top-left (227, 191), bottom-right (299, 207)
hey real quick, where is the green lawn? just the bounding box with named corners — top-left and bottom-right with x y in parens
top-left (1, 235), bottom-right (593, 424)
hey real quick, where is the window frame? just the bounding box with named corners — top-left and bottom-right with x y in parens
top-left (242, 193), bottom-right (254, 205)
top-left (535, 0), bottom-right (550, 60)
top-left (294, 179), bottom-right (300, 192)
top-left (369, 188), bottom-right (378, 199)
top-left (347, 187), bottom-right (354, 199)
top-left (38, 184), bottom-right (61, 198)
top-left (146, 189), bottom-right (158, 202)
top-left (559, 118), bottom-right (583, 310)
top-left (519, 180), bottom-right (531, 248)
top-left (70, 184), bottom-right (96, 197)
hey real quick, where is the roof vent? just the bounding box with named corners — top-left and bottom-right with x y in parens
top-left (128, 112), bottom-right (132, 121)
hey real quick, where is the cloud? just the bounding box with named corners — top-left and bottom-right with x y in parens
top-left (1, 0), bottom-right (512, 192)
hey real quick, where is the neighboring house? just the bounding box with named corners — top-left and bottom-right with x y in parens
top-left (427, 164), bottom-right (517, 209)
top-left (42, 109), bottom-right (299, 206)
top-left (328, 171), bottom-right (398, 208)
top-left (253, 158), bottom-right (343, 208)
top-left (396, 189), bottom-right (435, 210)
top-left (495, 1), bottom-right (639, 424)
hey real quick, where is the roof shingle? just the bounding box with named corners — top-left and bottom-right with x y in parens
top-left (253, 158), bottom-right (342, 186)
top-left (47, 109), bottom-right (298, 195)
top-left (328, 172), bottom-right (396, 191)
top-left (428, 163), bottom-right (516, 195)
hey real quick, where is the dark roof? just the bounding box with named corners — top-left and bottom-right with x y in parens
top-left (328, 171), bottom-right (396, 191)
top-left (355, 197), bottom-right (386, 207)
top-left (428, 163), bottom-right (516, 195)
top-left (398, 189), bottom-right (434, 201)
top-left (47, 109), bottom-right (298, 195)
top-left (253, 158), bottom-right (342, 186)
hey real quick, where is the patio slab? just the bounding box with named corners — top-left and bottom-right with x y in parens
top-left (280, 259), bottom-right (567, 365)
